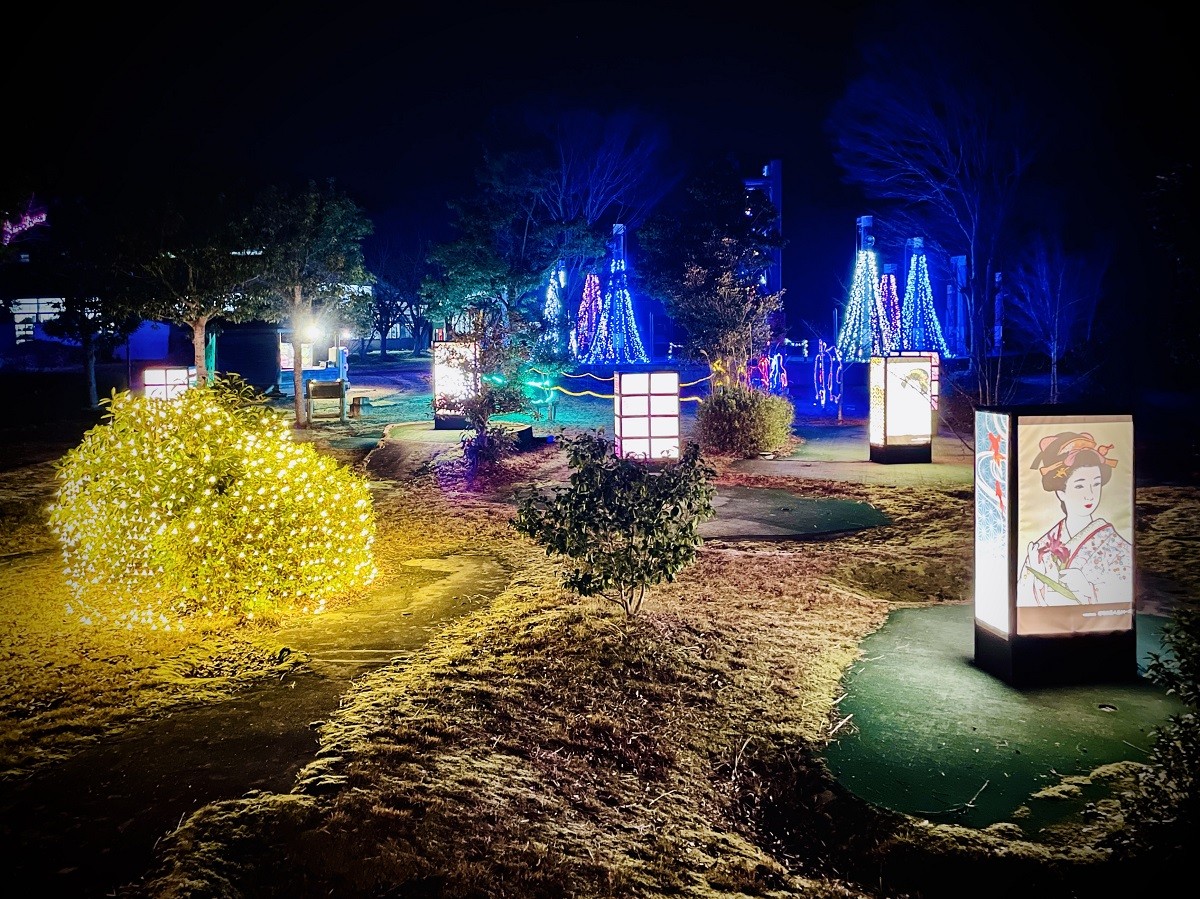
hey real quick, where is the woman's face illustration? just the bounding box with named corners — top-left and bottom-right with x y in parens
top-left (1056, 464), bottom-right (1103, 519)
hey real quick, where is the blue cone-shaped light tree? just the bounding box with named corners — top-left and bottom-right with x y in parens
top-left (582, 224), bottom-right (649, 365)
top-left (900, 237), bottom-right (950, 356)
top-left (837, 216), bottom-right (893, 362)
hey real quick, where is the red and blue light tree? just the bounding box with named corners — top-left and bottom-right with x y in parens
top-left (581, 224), bottom-right (649, 365)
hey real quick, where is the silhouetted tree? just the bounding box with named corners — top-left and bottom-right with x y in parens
top-left (1005, 234), bottom-right (1108, 403)
top-left (133, 188), bottom-right (261, 383)
top-left (825, 27), bottom-right (1035, 403)
top-left (244, 179), bottom-right (373, 427)
top-left (38, 198), bottom-right (143, 407)
top-left (638, 158), bottom-right (784, 383)
top-left (364, 236), bottom-right (433, 358)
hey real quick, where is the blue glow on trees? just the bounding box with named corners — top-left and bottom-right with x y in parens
top-left (542, 267), bottom-right (566, 354)
top-left (582, 225), bottom-right (649, 365)
top-left (901, 237), bottom-right (950, 356)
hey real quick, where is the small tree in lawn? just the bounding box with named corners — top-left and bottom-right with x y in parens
top-left (512, 432), bottom-right (716, 616)
top-left (245, 179), bottom-right (373, 428)
top-left (133, 187), bottom-right (261, 384)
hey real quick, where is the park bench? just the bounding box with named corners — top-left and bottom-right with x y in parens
top-left (305, 378), bottom-right (347, 424)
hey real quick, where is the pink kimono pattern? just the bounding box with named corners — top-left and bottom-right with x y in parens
top-left (1018, 517), bottom-right (1132, 606)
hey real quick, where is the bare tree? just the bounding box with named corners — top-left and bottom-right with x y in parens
top-left (1005, 235), bottom-right (1107, 403)
top-left (364, 236), bottom-right (432, 357)
top-left (527, 107), bottom-right (679, 355)
top-left (825, 42), bottom-right (1035, 404)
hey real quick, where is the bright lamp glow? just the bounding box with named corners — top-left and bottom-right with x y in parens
top-left (973, 408), bottom-right (1136, 687)
top-left (143, 366), bottom-right (197, 400)
top-left (868, 354), bottom-right (935, 462)
top-left (433, 340), bottom-right (478, 424)
top-left (615, 371), bottom-right (679, 460)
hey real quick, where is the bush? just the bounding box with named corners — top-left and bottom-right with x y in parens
top-left (1106, 602), bottom-right (1200, 865)
top-left (511, 431), bottom-right (716, 616)
top-left (695, 385), bottom-right (795, 458)
top-left (48, 378), bottom-right (377, 630)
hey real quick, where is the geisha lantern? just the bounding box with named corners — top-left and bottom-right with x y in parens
top-left (973, 406), bottom-right (1137, 686)
top-left (614, 371), bottom-right (679, 460)
top-left (868, 354), bottom-right (937, 463)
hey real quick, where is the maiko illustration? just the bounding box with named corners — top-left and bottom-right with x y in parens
top-left (1017, 431), bottom-right (1133, 606)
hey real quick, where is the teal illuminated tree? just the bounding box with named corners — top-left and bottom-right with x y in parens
top-left (570, 271), bottom-right (601, 359)
top-left (582, 224), bottom-right (649, 364)
top-left (900, 237), bottom-right (949, 355)
top-left (836, 216), bottom-right (892, 361)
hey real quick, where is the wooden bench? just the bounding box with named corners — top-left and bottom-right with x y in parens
top-left (305, 378), bottom-right (347, 423)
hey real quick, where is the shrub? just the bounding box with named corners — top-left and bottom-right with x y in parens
top-left (511, 431), bottom-right (716, 616)
top-left (47, 378), bottom-right (377, 630)
top-left (1105, 602), bottom-right (1200, 865)
top-left (696, 385), bottom-right (795, 458)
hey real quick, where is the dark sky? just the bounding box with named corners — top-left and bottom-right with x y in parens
top-left (9, 1), bottom-right (1192, 340)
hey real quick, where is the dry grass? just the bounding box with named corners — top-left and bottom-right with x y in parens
top-left (2, 406), bottom-right (1196, 897)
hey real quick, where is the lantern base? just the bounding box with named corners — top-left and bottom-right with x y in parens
top-left (869, 442), bottom-right (932, 464)
top-left (974, 623), bottom-right (1140, 688)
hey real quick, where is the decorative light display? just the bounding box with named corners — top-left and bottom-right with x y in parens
top-left (432, 339), bottom-right (479, 429)
top-left (879, 264), bottom-right (901, 339)
top-left (836, 219), bottom-right (893, 361)
top-left (582, 224), bottom-right (649, 365)
top-left (614, 371), bottom-right (680, 460)
top-left (1, 200), bottom-right (47, 245)
top-left (570, 272), bottom-right (601, 359)
top-left (900, 237), bottom-right (950, 356)
top-left (542, 267), bottom-right (566, 354)
top-left (813, 339), bottom-right (843, 410)
top-left (868, 354), bottom-right (934, 463)
top-left (47, 387), bottom-right (378, 631)
top-left (973, 408), bottom-right (1136, 686)
top-left (143, 366), bottom-right (197, 400)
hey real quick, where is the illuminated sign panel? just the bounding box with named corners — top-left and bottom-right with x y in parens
top-left (868, 354), bottom-right (935, 463)
top-left (973, 406), bottom-right (1136, 687)
top-left (615, 371), bottom-right (679, 460)
top-left (143, 366), bottom-right (197, 400)
top-left (432, 340), bottom-right (478, 429)
top-left (1015, 414), bottom-right (1134, 637)
top-left (974, 409), bottom-right (1011, 634)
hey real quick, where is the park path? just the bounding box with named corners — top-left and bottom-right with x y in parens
top-left (0, 551), bottom-right (510, 899)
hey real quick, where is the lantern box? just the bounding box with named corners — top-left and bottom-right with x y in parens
top-left (614, 371), bottom-right (679, 460)
top-left (432, 340), bottom-right (477, 430)
top-left (868, 354), bottom-right (937, 463)
top-left (973, 406), bottom-right (1137, 687)
top-left (143, 366), bottom-right (197, 400)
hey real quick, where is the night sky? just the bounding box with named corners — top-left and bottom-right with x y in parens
top-left (9, 1), bottom-right (1192, 341)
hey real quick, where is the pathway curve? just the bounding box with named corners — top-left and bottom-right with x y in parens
top-left (0, 552), bottom-right (509, 898)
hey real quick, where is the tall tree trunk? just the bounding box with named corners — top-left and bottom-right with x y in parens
top-left (292, 287), bottom-right (308, 428)
top-left (84, 334), bottom-right (99, 409)
top-left (191, 314), bottom-right (209, 384)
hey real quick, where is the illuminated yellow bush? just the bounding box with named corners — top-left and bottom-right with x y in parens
top-left (48, 381), bottom-right (377, 630)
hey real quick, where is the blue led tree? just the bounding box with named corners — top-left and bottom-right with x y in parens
top-left (836, 216), bottom-right (892, 361)
top-left (581, 224), bottom-right (649, 365)
top-left (900, 237), bottom-right (950, 356)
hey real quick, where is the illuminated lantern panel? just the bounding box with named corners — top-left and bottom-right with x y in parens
top-left (973, 407), bottom-right (1137, 687)
top-left (868, 355), bottom-right (934, 463)
top-left (143, 366), bottom-right (197, 400)
top-left (432, 340), bottom-right (478, 429)
top-left (614, 371), bottom-right (679, 460)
